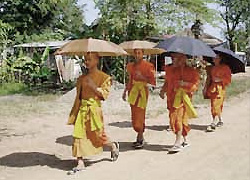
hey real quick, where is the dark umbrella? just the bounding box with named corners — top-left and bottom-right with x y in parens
top-left (155, 36), bottom-right (216, 58)
top-left (213, 46), bottom-right (245, 74)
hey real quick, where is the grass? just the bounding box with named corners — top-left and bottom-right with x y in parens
top-left (0, 81), bottom-right (75, 96)
top-left (226, 77), bottom-right (250, 97)
top-left (0, 82), bottom-right (28, 96)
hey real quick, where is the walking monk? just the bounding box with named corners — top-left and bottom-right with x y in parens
top-left (159, 57), bottom-right (177, 132)
top-left (68, 52), bottom-right (119, 173)
top-left (205, 54), bottom-right (231, 132)
top-left (160, 53), bottom-right (199, 152)
top-left (122, 49), bottom-right (156, 149)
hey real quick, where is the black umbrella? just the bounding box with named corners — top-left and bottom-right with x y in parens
top-left (213, 46), bottom-right (245, 74)
top-left (155, 36), bottom-right (216, 58)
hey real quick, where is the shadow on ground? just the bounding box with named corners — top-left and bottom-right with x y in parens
top-left (108, 121), bottom-right (170, 131)
top-left (118, 142), bottom-right (172, 152)
top-left (108, 121), bottom-right (132, 128)
top-left (56, 135), bottom-right (73, 146)
top-left (0, 152), bottom-right (74, 171)
top-left (56, 135), bottom-right (171, 152)
top-left (190, 124), bottom-right (208, 131)
top-left (0, 152), bottom-right (112, 171)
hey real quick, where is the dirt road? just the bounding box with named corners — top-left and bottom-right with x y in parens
top-left (0, 74), bottom-right (249, 180)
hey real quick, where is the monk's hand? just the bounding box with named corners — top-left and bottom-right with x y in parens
top-left (159, 89), bottom-right (165, 99)
top-left (214, 77), bottom-right (222, 82)
top-left (122, 90), bottom-right (127, 101)
top-left (135, 71), bottom-right (146, 81)
top-left (86, 76), bottom-right (98, 90)
top-left (179, 80), bottom-right (190, 87)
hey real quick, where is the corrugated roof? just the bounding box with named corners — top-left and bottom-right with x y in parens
top-left (14, 40), bottom-right (69, 49)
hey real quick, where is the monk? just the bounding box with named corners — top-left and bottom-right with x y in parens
top-left (205, 54), bottom-right (231, 132)
top-left (67, 52), bottom-right (119, 173)
top-left (159, 57), bottom-right (177, 131)
top-left (161, 53), bottom-right (199, 152)
top-left (122, 49), bottom-right (156, 149)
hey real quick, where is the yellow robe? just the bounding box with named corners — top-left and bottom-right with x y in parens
top-left (68, 70), bottom-right (111, 157)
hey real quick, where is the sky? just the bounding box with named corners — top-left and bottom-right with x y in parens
top-left (78, 0), bottom-right (225, 40)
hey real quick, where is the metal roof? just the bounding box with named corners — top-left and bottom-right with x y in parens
top-left (14, 40), bottom-right (69, 49)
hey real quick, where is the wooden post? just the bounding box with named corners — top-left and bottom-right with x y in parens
top-left (155, 54), bottom-right (158, 87)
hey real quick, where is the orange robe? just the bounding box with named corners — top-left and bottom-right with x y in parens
top-left (127, 60), bottom-right (156, 133)
top-left (168, 66), bottom-right (199, 136)
top-left (207, 64), bottom-right (231, 118)
top-left (68, 70), bottom-right (112, 157)
top-left (164, 65), bottom-right (175, 111)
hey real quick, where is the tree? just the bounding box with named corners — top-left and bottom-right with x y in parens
top-left (0, 0), bottom-right (85, 43)
top-left (0, 20), bottom-right (13, 59)
top-left (220, 0), bottom-right (250, 50)
top-left (93, 0), bottom-right (219, 44)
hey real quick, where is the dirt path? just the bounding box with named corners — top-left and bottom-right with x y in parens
top-left (0, 83), bottom-right (249, 179)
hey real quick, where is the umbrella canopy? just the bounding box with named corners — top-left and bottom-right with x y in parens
top-left (119, 40), bottom-right (165, 55)
top-left (213, 46), bottom-right (245, 74)
top-left (54, 38), bottom-right (128, 56)
top-left (155, 36), bottom-right (216, 58)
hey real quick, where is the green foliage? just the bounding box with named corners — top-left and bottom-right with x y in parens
top-left (0, 47), bottom-right (55, 84)
top-left (0, 0), bottom-right (85, 43)
top-left (219, 0), bottom-right (250, 50)
top-left (93, 0), bottom-right (219, 43)
top-left (104, 57), bottom-right (127, 83)
top-left (0, 20), bottom-right (14, 59)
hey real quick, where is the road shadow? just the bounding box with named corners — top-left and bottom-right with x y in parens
top-left (55, 136), bottom-right (171, 152)
top-left (0, 152), bottom-right (74, 171)
top-left (190, 124), bottom-right (208, 131)
top-left (56, 135), bottom-right (73, 146)
top-left (108, 121), bottom-right (132, 128)
top-left (146, 125), bottom-right (169, 131)
top-left (85, 158), bottom-right (112, 167)
top-left (109, 121), bottom-right (170, 132)
top-left (118, 142), bottom-right (172, 152)
top-left (0, 152), bottom-right (112, 171)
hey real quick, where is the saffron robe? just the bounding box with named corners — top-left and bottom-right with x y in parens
top-left (68, 70), bottom-right (111, 157)
top-left (168, 66), bottom-right (199, 136)
top-left (207, 64), bottom-right (231, 117)
top-left (126, 60), bottom-right (156, 133)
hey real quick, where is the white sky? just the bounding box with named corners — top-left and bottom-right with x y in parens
top-left (78, 0), bottom-right (225, 40)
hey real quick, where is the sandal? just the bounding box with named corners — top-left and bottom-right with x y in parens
top-left (67, 166), bottom-right (86, 175)
top-left (216, 121), bottom-right (224, 127)
top-left (182, 142), bottom-right (190, 148)
top-left (206, 123), bottom-right (216, 132)
top-left (134, 139), bottom-right (145, 149)
top-left (168, 145), bottom-right (182, 152)
top-left (111, 142), bottom-right (119, 162)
